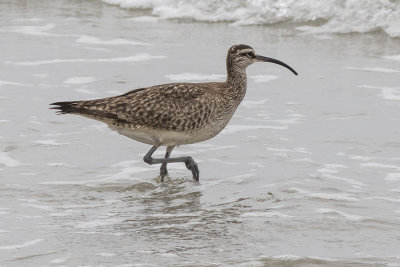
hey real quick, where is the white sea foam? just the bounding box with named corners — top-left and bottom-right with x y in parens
top-left (147, 221), bottom-right (203, 230)
top-left (222, 124), bottom-right (287, 134)
top-left (315, 164), bottom-right (366, 187)
top-left (113, 232), bottom-right (126, 236)
top-left (24, 204), bottom-right (54, 211)
top-left (184, 144), bottom-right (237, 154)
top-left (28, 117), bottom-right (43, 125)
top-left (50, 211), bottom-right (77, 217)
top-left (249, 75), bottom-right (278, 83)
top-left (19, 198), bottom-right (39, 203)
top-left (0, 80), bottom-right (27, 87)
top-left (361, 162), bottom-right (400, 171)
top-left (82, 46), bottom-right (111, 52)
top-left (34, 139), bottom-right (69, 146)
top-left (285, 101), bottom-right (301, 105)
top-left (346, 67), bottom-right (399, 73)
top-left (208, 158), bottom-right (238, 165)
top-left (112, 160), bottom-right (139, 168)
top-left (284, 187), bottom-right (309, 194)
top-left (63, 76), bottom-right (96, 84)
top-left (165, 72), bottom-right (225, 82)
top-left (47, 162), bottom-right (74, 167)
top-left (0, 239), bottom-right (44, 250)
top-left (379, 88), bottom-right (400, 101)
top-left (349, 155), bottom-right (373, 161)
top-left (103, 0), bottom-right (400, 37)
top-left (228, 173), bottom-right (257, 184)
top-left (164, 73), bottom-right (280, 83)
top-left (129, 16), bottom-right (159, 22)
top-left (110, 165), bottom-right (151, 179)
top-left (358, 85), bottom-right (400, 101)
top-left (40, 172), bottom-right (147, 185)
top-left (316, 208), bottom-right (364, 221)
top-left (74, 218), bottom-right (124, 228)
top-left (241, 211), bottom-right (293, 218)
top-left (15, 18), bottom-right (43, 22)
top-left (39, 181), bottom-right (86, 185)
top-left (267, 147), bottom-right (311, 154)
top-left (1, 23), bottom-right (55, 36)
top-left (7, 54), bottom-right (166, 66)
top-left (322, 174), bottom-right (366, 187)
top-left (270, 255), bottom-right (302, 261)
top-left (241, 99), bottom-right (268, 108)
top-left (272, 114), bottom-right (304, 125)
top-left (97, 252), bottom-right (117, 257)
top-left (384, 55), bottom-right (400, 61)
top-left (348, 154), bottom-right (400, 162)
top-left (318, 164), bottom-right (348, 173)
top-left (308, 193), bottom-right (358, 202)
top-left (262, 255), bottom-right (338, 262)
top-left (50, 258), bottom-right (68, 264)
top-left (75, 88), bottom-right (97, 95)
top-left (248, 161), bottom-right (265, 168)
top-left (386, 173), bottom-right (400, 181)
top-left (317, 164), bottom-right (345, 174)
top-left (0, 151), bottom-right (22, 167)
top-left (368, 197), bottom-right (400, 203)
top-left (76, 35), bottom-right (148, 46)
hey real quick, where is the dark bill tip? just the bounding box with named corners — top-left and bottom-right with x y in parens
top-left (255, 55), bottom-right (298, 76)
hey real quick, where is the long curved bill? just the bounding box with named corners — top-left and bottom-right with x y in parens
top-left (255, 55), bottom-right (298, 75)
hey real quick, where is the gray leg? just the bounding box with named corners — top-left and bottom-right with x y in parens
top-left (160, 146), bottom-right (174, 182)
top-left (143, 145), bottom-right (199, 181)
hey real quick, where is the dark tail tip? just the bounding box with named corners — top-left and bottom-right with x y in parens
top-left (50, 101), bottom-right (78, 114)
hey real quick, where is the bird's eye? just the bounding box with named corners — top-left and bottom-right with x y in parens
top-left (245, 52), bottom-right (254, 58)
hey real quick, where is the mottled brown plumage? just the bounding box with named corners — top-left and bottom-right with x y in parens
top-left (51, 44), bottom-right (297, 181)
top-left (58, 82), bottom-right (236, 142)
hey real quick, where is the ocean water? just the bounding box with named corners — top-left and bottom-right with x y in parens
top-left (1, 0), bottom-right (400, 266)
top-left (104, 0), bottom-right (400, 37)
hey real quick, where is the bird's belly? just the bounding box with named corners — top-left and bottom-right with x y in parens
top-left (183, 125), bottom-right (225, 144)
top-left (109, 122), bottom-right (226, 146)
top-left (109, 125), bottom-right (196, 146)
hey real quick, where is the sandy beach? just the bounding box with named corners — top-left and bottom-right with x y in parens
top-left (1, 0), bottom-right (400, 266)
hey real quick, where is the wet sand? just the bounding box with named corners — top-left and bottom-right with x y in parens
top-left (1, 0), bottom-right (400, 266)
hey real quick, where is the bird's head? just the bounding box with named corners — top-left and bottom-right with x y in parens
top-left (227, 44), bottom-right (298, 75)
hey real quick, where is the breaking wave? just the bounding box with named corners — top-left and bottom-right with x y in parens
top-left (103, 0), bottom-right (400, 37)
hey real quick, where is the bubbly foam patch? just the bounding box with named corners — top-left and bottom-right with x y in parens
top-left (7, 54), bottom-right (166, 66)
top-left (103, 0), bottom-right (400, 37)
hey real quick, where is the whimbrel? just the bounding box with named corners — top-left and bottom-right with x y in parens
top-left (51, 44), bottom-right (297, 182)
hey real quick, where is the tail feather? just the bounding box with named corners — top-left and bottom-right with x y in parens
top-left (50, 101), bottom-right (80, 114)
top-left (49, 101), bottom-right (123, 124)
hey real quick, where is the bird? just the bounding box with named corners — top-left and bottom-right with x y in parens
top-left (50, 44), bottom-right (297, 182)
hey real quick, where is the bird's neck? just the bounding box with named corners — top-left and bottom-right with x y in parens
top-left (226, 68), bottom-right (247, 96)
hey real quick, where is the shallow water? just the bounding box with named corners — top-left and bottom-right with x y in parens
top-left (1, 0), bottom-right (400, 266)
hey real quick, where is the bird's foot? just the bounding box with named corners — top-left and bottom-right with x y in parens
top-left (185, 157), bottom-right (199, 182)
top-left (160, 163), bottom-right (168, 183)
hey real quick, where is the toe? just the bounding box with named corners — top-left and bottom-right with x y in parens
top-left (184, 157), bottom-right (200, 181)
top-left (190, 162), bottom-right (200, 181)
